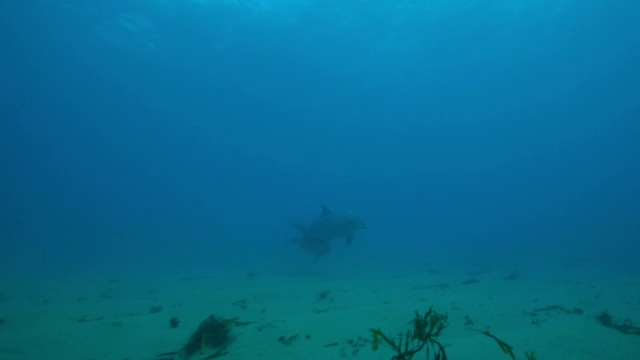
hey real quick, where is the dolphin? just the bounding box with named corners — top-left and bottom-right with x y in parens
top-left (290, 205), bottom-right (367, 257)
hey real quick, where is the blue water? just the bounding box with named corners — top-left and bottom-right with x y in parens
top-left (1, 0), bottom-right (639, 278)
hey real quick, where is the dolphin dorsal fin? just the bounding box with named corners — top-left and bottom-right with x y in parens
top-left (320, 205), bottom-right (330, 217)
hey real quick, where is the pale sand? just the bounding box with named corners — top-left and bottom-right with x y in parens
top-left (1, 259), bottom-right (638, 360)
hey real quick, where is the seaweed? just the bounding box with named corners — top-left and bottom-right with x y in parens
top-left (277, 334), bottom-right (298, 345)
top-left (596, 311), bottom-right (640, 335)
top-left (169, 317), bottom-right (180, 328)
top-left (370, 307), bottom-right (448, 360)
top-left (464, 315), bottom-right (474, 326)
top-left (527, 304), bottom-right (584, 326)
top-left (595, 311), bottom-right (613, 327)
top-left (369, 308), bottom-right (536, 360)
top-left (183, 315), bottom-right (236, 357)
top-left (472, 328), bottom-right (538, 360)
top-left (157, 315), bottom-right (237, 360)
top-left (314, 289), bottom-right (332, 303)
top-left (231, 299), bottom-right (247, 309)
top-left (474, 329), bottom-right (516, 360)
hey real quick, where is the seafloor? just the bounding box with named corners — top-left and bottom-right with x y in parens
top-left (1, 257), bottom-right (638, 360)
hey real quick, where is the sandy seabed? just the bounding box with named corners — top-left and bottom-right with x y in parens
top-left (1, 258), bottom-right (639, 360)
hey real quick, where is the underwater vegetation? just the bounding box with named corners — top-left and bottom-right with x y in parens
top-left (232, 299), bottom-right (248, 309)
top-left (370, 307), bottom-right (448, 360)
top-left (473, 328), bottom-right (517, 360)
top-left (277, 333), bottom-right (299, 345)
top-left (595, 311), bottom-right (640, 335)
top-left (157, 315), bottom-right (237, 360)
top-left (370, 308), bottom-right (537, 360)
top-left (169, 317), bottom-right (180, 328)
top-left (314, 289), bottom-right (333, 303)
top-left (526, 304), bottom-right (584, 327)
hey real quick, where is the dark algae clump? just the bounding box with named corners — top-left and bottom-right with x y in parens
top-left (596, 311), bottom-right (640, 335)
top-left (596, 311), bottom-right (614, 327)
top-left (182, 315), bottom-right (235, 357)
top-left (315, 289), bottom-right (332, 303)
top-left (157, 314), bottom-right (237, 360)
top-left (169, 317), bottom-right (180, 328)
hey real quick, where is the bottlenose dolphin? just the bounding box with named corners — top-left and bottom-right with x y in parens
top-left (290, 205), bottom-right (367, 257)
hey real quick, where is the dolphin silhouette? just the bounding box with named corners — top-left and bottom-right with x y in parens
top-left (290, 205), bottom-right (366, 257)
